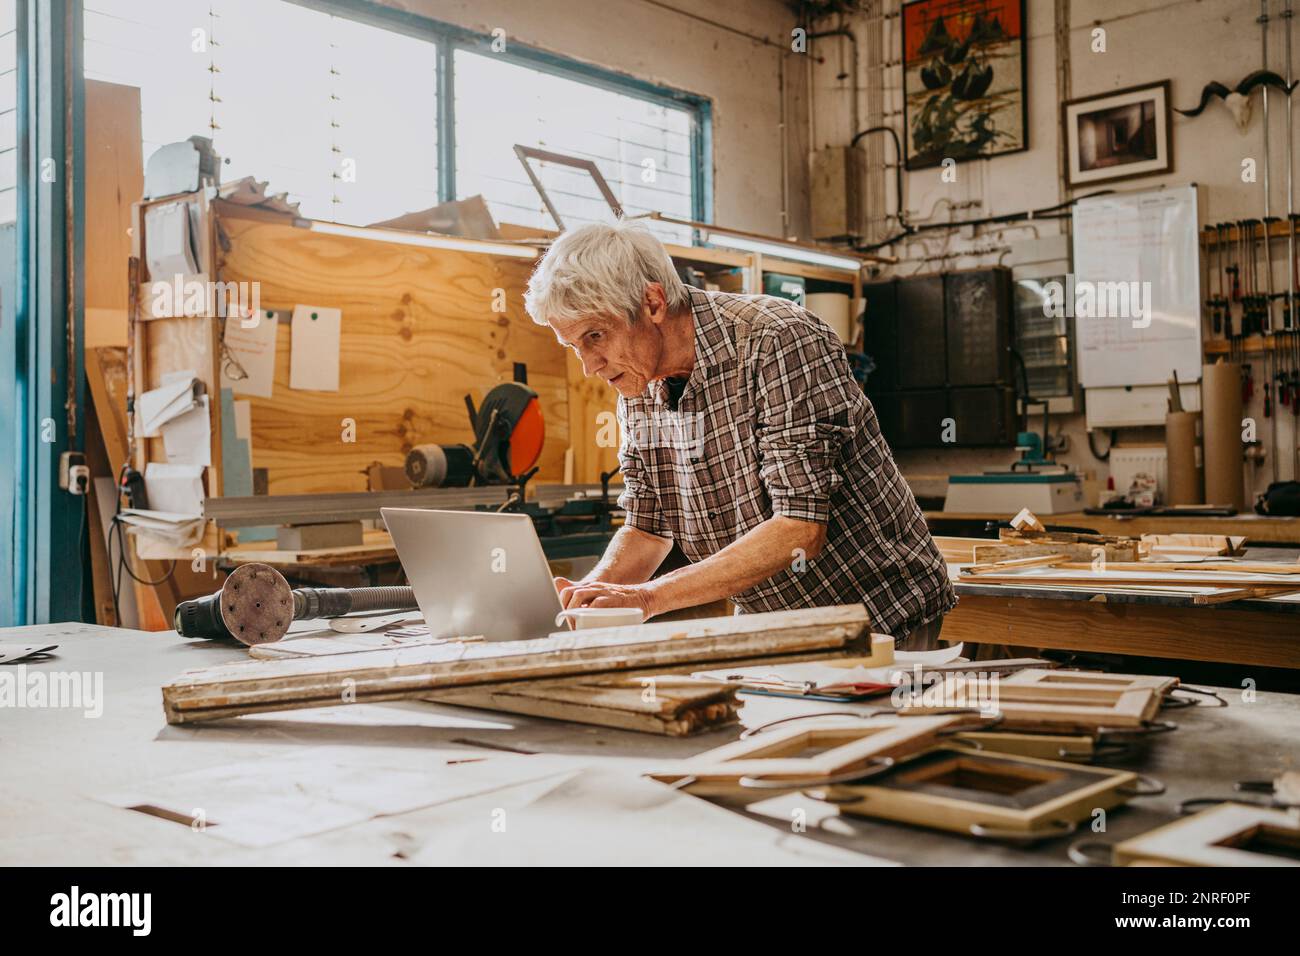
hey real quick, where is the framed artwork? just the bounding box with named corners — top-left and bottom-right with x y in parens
top-left (1062, 81), bottom-right (1173, 186)
top-left (901, 0), bottom-right (1028, 170)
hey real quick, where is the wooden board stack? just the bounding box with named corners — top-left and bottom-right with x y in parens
top-left (161, 604), bottom-right (871, 726)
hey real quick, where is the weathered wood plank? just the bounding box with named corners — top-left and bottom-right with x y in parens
top-left (162, 604), bottom-right (871, 724)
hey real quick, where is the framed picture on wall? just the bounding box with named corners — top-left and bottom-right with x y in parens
top-left (900, 0), bottom-right (1028, 171)
top-left (1062, 81), bottom-right (1172, 186)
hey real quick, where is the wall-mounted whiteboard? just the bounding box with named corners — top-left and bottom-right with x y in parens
top-left (1072, 185), bottom-right (1202, 388)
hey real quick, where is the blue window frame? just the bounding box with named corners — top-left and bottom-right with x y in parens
top-left (83, 0), bottom-right (712, 234)
top-left (301, 0), bottom-right (713, 229)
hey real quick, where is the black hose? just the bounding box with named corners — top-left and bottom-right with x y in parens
top-left (1087, 429), bottom-right (1116, 463)
top-left (850, 126), bottom-right (908, 235)
top-left (293, 586), bottom-right (418, 619)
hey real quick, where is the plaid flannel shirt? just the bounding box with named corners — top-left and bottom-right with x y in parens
top-left (616, 287), bottom-right (956, 637)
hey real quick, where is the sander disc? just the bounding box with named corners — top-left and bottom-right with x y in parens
top-left (219, 563), bottom-right (294, 646)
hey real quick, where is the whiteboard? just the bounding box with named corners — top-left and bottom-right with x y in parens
top-left (1072, 185), bottom-right (1202, 388)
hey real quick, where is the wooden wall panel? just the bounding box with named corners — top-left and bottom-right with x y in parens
top-left (566, 350), bottom-right (619, 483)
top-left (216, 217), bottom-right (569, 495)
top-left (84, 80), bottom-right (142, 349)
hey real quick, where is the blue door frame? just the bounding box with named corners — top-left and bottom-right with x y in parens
top-left (3, 0), bottom-right (85, 626)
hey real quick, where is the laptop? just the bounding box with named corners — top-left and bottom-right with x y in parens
top-left (381, 508), bottom-right (564, 642)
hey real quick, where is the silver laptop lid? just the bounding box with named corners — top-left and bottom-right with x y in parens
top-left (381, 508), bottom-right (563, 642)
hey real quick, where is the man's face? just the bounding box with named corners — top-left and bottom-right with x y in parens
top-left (550, 294), bottom-right (665, 398)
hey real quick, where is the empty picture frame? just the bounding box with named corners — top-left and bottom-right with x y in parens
top-left (1113, 803), bottom-right (1300, 867)
top-left (1003, 668), bottom-right (1180, 697)
top-left (891, 677), bottom-right (1164, 734)
top-left (646, 715), bottom-right (967, 800)
top-left (827, 747), bottom-right (1138, 839)
top-left (512, 145), bottom-right (624, 231)
top-left (950, 730), bottom-right (1099, 762)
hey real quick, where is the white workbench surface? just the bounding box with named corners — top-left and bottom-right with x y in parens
top-left (3, 622), bottom-right (1298, 866)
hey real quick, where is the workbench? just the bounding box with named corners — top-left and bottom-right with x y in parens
top-left (4, 622), bottom-right (1298, 866)
top-left (928, 510), bottom-right (1300, 545)
top-left (940, 544), bottom-right (1300, 670)
top-left (946, 569), bottom-right (1300, 670)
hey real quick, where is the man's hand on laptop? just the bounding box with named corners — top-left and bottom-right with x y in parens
top-left (554, 576), bottom-right (656, 620)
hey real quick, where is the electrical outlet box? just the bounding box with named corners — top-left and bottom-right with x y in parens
top-left (59, 451), bottom-right (89, 495)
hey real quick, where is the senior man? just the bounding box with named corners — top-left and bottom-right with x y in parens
top-left (524, 220), bottom-right (955, 646)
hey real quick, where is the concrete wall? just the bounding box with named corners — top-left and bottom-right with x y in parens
top-left (381, 0), bottom-right (810, 237)
top-left (808, 0), bottom-right (1298, 504)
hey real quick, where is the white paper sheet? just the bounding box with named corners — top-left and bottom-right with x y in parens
top-left (95, 750), bottom-right (593, 849)
top-left (289, 305), bottom-right (341, 392)
top-left (219, 313), bottom-right (278, 399)
top-left (160, 394), bottom-right (211, 466)
top-left (143, 462), bottom-right (205, 517)
top-left (405, 765), bottom-right (896, 867)
top-left (144, 201), bottom-right (198, 281)
top-left (138, 377), bottom-right (200, 437)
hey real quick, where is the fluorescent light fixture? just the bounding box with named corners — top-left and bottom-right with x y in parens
top-left (303, 219), bottom-right (539, 259)
top-left (703, 231), bottom-right (863, 272)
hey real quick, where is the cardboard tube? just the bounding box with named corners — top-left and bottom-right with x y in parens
top-left (1164, 410), bottom-right (1203, 505)
top-left (806, 292), bottom-right (852, 343)
top-left (1200, 362), bottom-right (1245, 509)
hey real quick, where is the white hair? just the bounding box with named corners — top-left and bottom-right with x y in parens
top-left (524, 220), bottom-right (690, 326)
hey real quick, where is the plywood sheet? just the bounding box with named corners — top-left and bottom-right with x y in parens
top-left (566, 350), bottom-right (619, 484)
top-left (215, 215), bottom-right (567, 494)
top-left (84, 80), bottom-right (143, 349)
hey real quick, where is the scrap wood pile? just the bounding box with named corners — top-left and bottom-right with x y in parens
top-left (947, 510), bottom-right (1299, 605)
top-left (162, 604), bottom-right (876, 734)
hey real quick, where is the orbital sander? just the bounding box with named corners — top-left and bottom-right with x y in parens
top-left (174, 563), bottom-right (419, 646)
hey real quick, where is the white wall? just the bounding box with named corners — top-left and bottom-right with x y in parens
top-left (380, 0), bottom-right (810, 236)
top-left (809, 0), bottom-right (1300, 502)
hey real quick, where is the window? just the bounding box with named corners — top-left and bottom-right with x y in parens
top-left (84, 0), bottom-right (438, 224)
top-left (0, 0), bottom-right (17, 224)
top-left (83, 1), bottom-right (707, 234)
top-left (455, 50), bottom-right (696, 243)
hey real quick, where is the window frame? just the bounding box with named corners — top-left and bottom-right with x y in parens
top-left (287, 0), bottom-right (713, 225)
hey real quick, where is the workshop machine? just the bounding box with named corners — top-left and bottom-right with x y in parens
top-left (944, 398), bottom-right (1084, 515)
top-left (404, 382), bottom-right (545, 489)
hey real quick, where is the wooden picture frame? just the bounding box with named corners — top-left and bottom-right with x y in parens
top-left (828, 748), bottom-right (1138, 839)
top-left (900, 0), bottom-right (1028, 170)
top-left (891, 678), bottom-right (1163, 733)
top-left (951, 730), bottom-right (1099, 762)
top-left (1114, 803), bottom-right (1300, 867)
top-left (1003, 668), bottom-right (1179, 697)
top-left (1062, 81), bottom-right (1173, 187)
top-left (647, 715), bottom-right (966, 799)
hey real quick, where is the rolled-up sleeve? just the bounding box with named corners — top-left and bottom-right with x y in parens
top-left (615, 398), bottom-right (671, 538)
top-left (753, 320), bottom-right (861, 524)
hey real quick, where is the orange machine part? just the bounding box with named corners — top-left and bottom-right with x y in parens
top-left (510, 397), bottom-right (545, 475)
